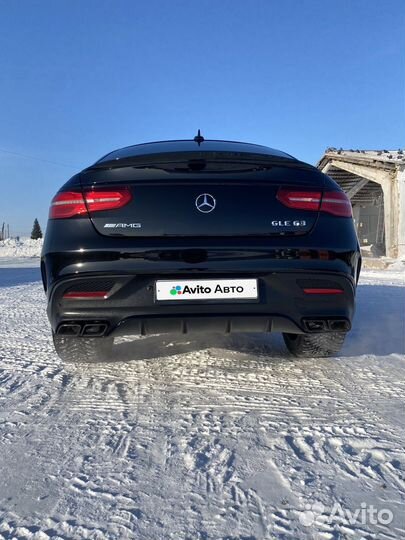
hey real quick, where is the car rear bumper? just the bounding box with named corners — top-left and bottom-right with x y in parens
top-left (47, 270), bottom-right (356, 337)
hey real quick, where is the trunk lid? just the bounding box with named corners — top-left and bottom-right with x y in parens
top-left (80, 161), bottom-right (324, 238)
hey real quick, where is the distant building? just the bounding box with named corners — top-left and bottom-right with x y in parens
top-left (317, 149), bottom-right (405, 259)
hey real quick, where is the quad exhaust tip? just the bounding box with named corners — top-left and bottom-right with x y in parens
top-left (57, 323), bottom-right (82, 336)
top-left (57, 322), bottom-right (108, 337)
top-left (303, 318), bottom-right (351, 333)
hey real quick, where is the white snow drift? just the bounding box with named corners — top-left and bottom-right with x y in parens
top-left (0, 237), bottom-right (43, 259)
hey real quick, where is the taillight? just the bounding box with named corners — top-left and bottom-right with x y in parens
top-left (49, 188), bottom-right (132, 219)
top-left (277, 188), bottom-right (352, 217)
top-left (84, 189), bottom-right (132, 213)
top-left (49, 191), bottom-right (87, 219)
top-left (320, 191), bottom-right (352, 217)
top-left (277, 189), bottom-right (321, 211)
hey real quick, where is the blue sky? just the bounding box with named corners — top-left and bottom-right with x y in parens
top-left (0, 0), bottom-right (404, 236)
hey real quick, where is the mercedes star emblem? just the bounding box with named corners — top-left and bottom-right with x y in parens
top-left (195, 193), bottom-right (216, 213)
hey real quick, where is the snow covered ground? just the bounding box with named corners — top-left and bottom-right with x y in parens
top-left (0, 238), bottom-right (43, 260)
top-left (0, 264), bottom-right (404, 539)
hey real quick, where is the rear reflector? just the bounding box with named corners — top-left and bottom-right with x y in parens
top-left (277, 189), bottom-right (352, 217)
top-left (303, 288), bottom-right (344, 295)
top-left (63, 291), bottom-right (109, 299)
top-left (50, 188), bottom-right (132, 219)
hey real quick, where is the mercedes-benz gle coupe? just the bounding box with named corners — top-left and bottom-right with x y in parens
top-left (41, 136), bottom-right (361, 361)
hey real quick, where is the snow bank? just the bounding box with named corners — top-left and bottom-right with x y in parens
top-left (0, 237), bottom-right (43, 258)
top-left (390, 258), bottom-right (405, 271)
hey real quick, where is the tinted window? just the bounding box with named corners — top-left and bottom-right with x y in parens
top-left (97, 140), bottom-right (295, 164)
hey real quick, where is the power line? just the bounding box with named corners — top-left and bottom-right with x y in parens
top-left (0, 147), bottom-right (79, 168)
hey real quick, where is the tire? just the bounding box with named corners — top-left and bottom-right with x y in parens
top-left (52, 333), bottom-right (114, 362)
top-left (282, 332), bottom-right (346, 358)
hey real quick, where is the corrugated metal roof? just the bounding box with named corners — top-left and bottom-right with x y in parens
top-left (318, 148), bottom-right (405, 169)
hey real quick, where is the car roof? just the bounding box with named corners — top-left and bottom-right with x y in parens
top-left (96, 139), bottom-right (296, 164)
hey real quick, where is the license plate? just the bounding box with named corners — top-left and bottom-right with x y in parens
top-left (156, 279), bottom-right (258, 301)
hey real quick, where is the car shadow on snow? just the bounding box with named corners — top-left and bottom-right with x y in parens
top-left (109, 331), bottom-right (289, 363)
top-left (107, 283), bottom-right (405, 362)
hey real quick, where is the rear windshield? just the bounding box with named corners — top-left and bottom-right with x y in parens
top-left (95, 140), bottom-right (295, 165)
top-left (90, 153), bottom-right (306, 173)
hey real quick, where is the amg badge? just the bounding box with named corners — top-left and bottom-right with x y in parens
top-left (104, 223), bottom-right (142, 229)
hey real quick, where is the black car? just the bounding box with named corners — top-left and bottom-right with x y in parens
top-left (41, 135), bottom-right (361, 361)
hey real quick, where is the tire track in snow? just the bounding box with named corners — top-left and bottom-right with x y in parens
top-left (0, 276), bottom-right (404, 539)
